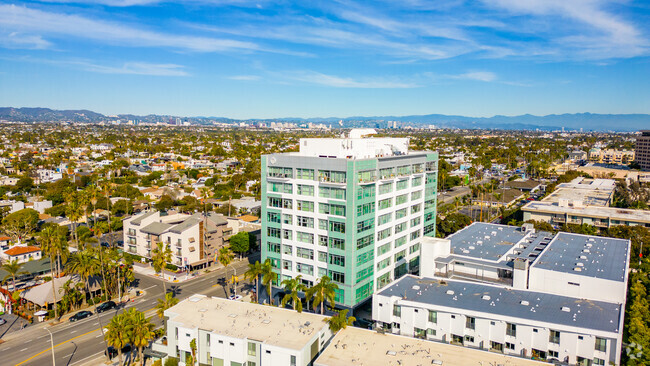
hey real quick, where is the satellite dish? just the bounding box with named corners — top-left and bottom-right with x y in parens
top-left (269, 157), bottom-right (277, 164)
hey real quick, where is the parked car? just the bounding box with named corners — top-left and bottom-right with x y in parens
top-left (105, 344), bottom-right (132, 359)
top-left (0, 317), bottom-right (6, 325)
top-left (353, 318), bottom-right (374, 330)
top-left (69, 310), bottom-right (93, 322)
top-left (228, 294), bottom-right (243, 301)
top-left (96, 300), bottom-right (117, 313)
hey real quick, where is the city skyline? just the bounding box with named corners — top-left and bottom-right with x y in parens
top-left (0, 1), bottom-right (649, 119)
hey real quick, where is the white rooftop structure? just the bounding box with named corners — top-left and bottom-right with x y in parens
top-left (314, 326), bottom-right (546, 366)
top-left (543, 177), bottom-right (615, 207)
top-left (297, 129), bottom-right (409, 159)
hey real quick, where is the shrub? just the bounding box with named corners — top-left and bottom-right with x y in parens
top-left (164, 357), bottom-right (179, 366)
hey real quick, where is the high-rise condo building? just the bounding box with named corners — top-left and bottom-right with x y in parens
top-left (261, 129), bottom-right (438, 309)
top-left (636, 130), bottom-right (650, 171)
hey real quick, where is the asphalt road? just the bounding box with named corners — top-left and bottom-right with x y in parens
top-left (2, 254), bottom-right (258, 366)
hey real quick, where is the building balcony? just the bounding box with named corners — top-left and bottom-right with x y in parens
top-left (551, 217), bottom-right (566, 223)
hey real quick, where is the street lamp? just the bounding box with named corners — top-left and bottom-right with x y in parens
top-left (45, 327), bottom-right (56, 366)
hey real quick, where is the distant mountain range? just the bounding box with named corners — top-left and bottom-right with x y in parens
top-left (1, 107), bottom-right (648, 132)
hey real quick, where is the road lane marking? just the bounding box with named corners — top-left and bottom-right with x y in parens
top-left (15, 328), bottom-right (99, 365)
top-left (70, 351), bottom-right (103, 366)
top-left (70, 330), bottom-right (77, 333)
top-left (20, 348), bottom-right (28, 351)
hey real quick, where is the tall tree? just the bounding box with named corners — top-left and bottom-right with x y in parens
top-left (1, 259), bottom-right (27, 314)
top-left (2, 208), bottom-right (39, 244)
top-left (260, 259), bottom-right (278, 305)
top-left (217, 246), bottom-right (234, 297)
top-left (244, 261), bottom-right (263, 304)
top-left (281, 275), bottom-right (306, 312)
top-left (105, 312), bottom-right (129, 366)
top-left (155, 292), bottom-right (179, 319)
top-left (38, 226), bottom-right (60, 320)
top-left (229, 231), bottom-right (250, 259)
top-left (126, 307), bottom-right (155, 364)
top-left (325, 309), bottom-right (356, 332)
top-left (306, 275), bottom-right (338, 315)
top-left (65, 191), bottom-right (85, 249)
top-left (151, 241), bottom-right (172, 294)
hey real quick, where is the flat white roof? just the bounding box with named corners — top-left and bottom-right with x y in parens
top-left (165, 295), bottom-right (328, 350)
top-left (523, 200), bottom-right (650, 224)
top-left (314, 326), bottom-right (546, 366)
top-left (297, 136), bottom-right (410, 159)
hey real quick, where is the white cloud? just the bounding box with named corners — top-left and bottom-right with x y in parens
top-left (452, 71), bottom-right (497, 82)
top-left (0, 32), bottom-right (51, 49)
top-left (80, 61), bottom-right (189, 76)
top-left (283, 71), bottom-right (419, 88)
top-left (0, 4), bottom-right (260, 53)
top-left (227, 75), bottom-right (261, 81)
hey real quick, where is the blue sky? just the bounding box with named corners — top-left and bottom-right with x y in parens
top-left (0, 0), bottom-right (649, 119)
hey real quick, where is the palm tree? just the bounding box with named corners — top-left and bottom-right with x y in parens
top-left (280, 275), bottom-right (305, 312)
top-left (67, 250), bottom-right (110, 361)
top-left (188, 338), bottom-right (197, 366)
top-left (243, 261), bottom-right (263, 303)
top-left (105, 312), bottom-right (129, 366)
top-left (151, 241), bottom-right (172, 294)
top-left (155, 292), bottom-right (179, 319)
top-left (217, 246), bottom-right (234, 297)
top-left (260, 259), bottom-right (278, 305)
top-left (126, 307), bottom-right (155, 364)
top-left (38, 226), bottom-right (60, 319)
top-left (1, 260), bottom-right (27, 314)
top-left (306, 276), bottom-right (338, 315)
top-left (325, 309), bottom-right (356, 332)
top-left (65, 190), bottom-right (85, 249)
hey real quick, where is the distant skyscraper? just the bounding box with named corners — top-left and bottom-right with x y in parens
top-left (261, 129), bottom-right (438, 309)
top-left (636, 130), bottom-right (650, 171)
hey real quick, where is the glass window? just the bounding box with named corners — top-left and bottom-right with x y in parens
top-left (357, 202), bottom-right (376, 217)
top-left (282, 214), bottom-right (293, 225)
top-left (329, 270), bottom-right (345, 284)
top-left (248, 342), bottom-right (256, 356)
top-left (466, 317), bottom-right (475, 330)
top-left (410, 230), bottom-right (421, 241)
top-left (357, 170), bottom-right (376, 183)
top-left (357, 218), bottom-right (374, 233)
top-left (296, 263), bottom-right (313, 275)
top-left (409, 243), bottom-right (420, 254)
top-left (377, 257), bottom-right (391, 270)
top-left (395, 208), bottom-right (407, 219)
top-left (269, 182), bottom-right (292, 193)
top-left (396, 194), bottom-right (408, 205)
top-left (319, 187), bottom-right (346, 200)
top-left (412, 176), bottom-right (423, 186)
top-left (393, 305), bottom-right (401, 317)
top-left (396, 165), bottom-right (411, 176)
top-left (394, 250), bottom-right (406, 262)
top-left (379, 182), bottom-right (393, 194)
top-left (296, 247), bottom-right (314, 260)
top-left (297, 184), bottom-right (314, 196)
top-left (282, 244), bottom-right (292, 255)
top-left (595, 337), bottom-right (607, 352)
top-left (357, 234), bottom-right (374, 250)
top-left (282, 229), bottom-right (292, 240)
top-left (267, 242), bottom-right (280, 253)
top-left (329, 237), bottom-right (345, 250)
top-left (506, 323), bottom-right (516, 337)
top-left (318, 251), bottom-right (327, 262)
top-left (296, 168), bottom-right (314, 180)
top-left (412, 163), bottom-right (424, 173)
top-left (377, 242), bottom-right (391, 256)
top-left (379, 167), bottom-right (394, 179)
top-left (395, 236), bottom-right (407, 248)
top-left (396, 179), bottom-right (409, 190)
top-left (378, 198), bottom-right (392, 210)
top-left (297, 216), bottom-right (314, 228)
top-left (549, 330), bottom-right (560, 344)
top-left (411, 203), bottom-right (421, 214)
top-left (411, 190), bottom-right (422, 200)
top-left (318, 235), bottom-right (328, 246)
top-left (329, 254), bottom-right (345, 266)
top-left (296, 232), bottom-right (314, 244)
top-left (378, 213), bottom-right (392, 226)
top-left (296, 200), bottom-right (314, 212)
top-left (377, 228), bottom-right (392, 241)
top-left (268, 166), bottom-right (293, 178)
top-left (318, 170), bottom-right (346, 183)
top-left (267, 227), bottom-right (281, 238)
top-left (411, 217), bottom-right (421, 227)
top-left (428, 310), bottom-right (437, 323)
top-left (264, 212), bottom-right (279, 224)
top-left (395, 222), bottom-right (407, 234)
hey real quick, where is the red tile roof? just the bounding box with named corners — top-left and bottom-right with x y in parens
top-left (4, 246), bottom-right (41, 256)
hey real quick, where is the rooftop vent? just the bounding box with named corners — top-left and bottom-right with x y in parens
top-left (574, 267), bottom-right (582, 272)
top-left (412, 285), bottom-right (420, 290)
top-left (228, 314), bottom-right (238, 318)
top-left (561, 307), bottom-right (571, 312)
top-left (482, 295), bottom-right (491, 301)
top-left (386, 351), bottom-right (397, 356)
top-left (520, 300), bottom-right (530, 306)
top-left (262, 319), bottom-right (271, 324)
top-left (446, 290), bottom-right (455, 295)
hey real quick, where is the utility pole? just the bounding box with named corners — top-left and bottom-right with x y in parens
top-left (45, 327), bottom-right (56, 366)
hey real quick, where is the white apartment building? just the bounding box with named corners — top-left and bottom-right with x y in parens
top-left (373, 223), bottom-right (630, 366)
top-left (261, 129), bottom-right (438, 309)
top-left (123, 211), bottom-right (229, 269)
top-left (314, 326), bottom-right (546, 366)
top-left (152, 294), bottom-right (334, 366)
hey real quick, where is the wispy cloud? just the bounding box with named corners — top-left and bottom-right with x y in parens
top-left (80, 61), bottom-right (189, 76)
top-left (0, 32), bottom-right (52, 49)
top-left (227, 75), bottom-right (261, 81)
top-left (450, 71), bottom-right (498, 82)
top-left (0, 4), bottom-right (260, 53)
top-left (280, 71), bottom-right (419, 89)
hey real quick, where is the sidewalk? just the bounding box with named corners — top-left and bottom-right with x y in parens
top-left (133, 253), bottom-right (258, 284)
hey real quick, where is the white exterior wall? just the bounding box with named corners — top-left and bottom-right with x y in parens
top-left (528, 267), bottom-right (626, 303)
top-left (373, 294), bottom-right (620, 365)
top-left (169, 319), bottom-right (331, 366)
